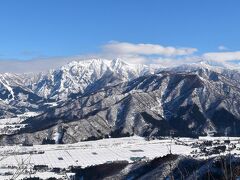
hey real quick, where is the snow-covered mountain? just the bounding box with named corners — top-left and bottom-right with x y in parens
top-left (21, 58), bottom-right (162, 100)
top-left (1, 58), bottom-right (240, 144)
top-left (0, 58), bottom-right (233, 102)
top-left (0, 59), bottom-right (161, 118)
top-left (0, 58), bottom-right (161, 117)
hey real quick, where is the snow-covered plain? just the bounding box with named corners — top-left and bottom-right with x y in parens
top-left (0, 136), bottom-right (240, 179)
top-left (0, 136), bottom-right (192, 169)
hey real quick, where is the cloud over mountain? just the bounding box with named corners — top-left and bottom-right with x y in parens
top-left (103, 41), bottom-right (197, 56)
top-left (1, 41), bottom-right (240, 73)
top-left (203, 51), bottom-right (240, 62)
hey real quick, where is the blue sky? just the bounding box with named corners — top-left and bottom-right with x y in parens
top-left (1, 0), bottom-right (240, 72)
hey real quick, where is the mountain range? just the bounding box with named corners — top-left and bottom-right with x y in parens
top-left (1, 58), bottom-right (240, 145)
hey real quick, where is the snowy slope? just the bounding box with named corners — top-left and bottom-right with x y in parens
top-left (29, 58), bottom-right (161, 99)
top-left (1, 58), bottom-right (240, 144)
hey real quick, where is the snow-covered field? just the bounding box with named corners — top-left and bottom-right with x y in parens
top-left (0, 136), bottom-right (191, 169)
top-left (0, 136), bottom-right (240, 179)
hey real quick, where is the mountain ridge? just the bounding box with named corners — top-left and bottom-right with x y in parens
top-left (0, 58), bottom-right (240, 145)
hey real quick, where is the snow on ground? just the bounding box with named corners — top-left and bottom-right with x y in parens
top-left (17, 111), bottom-right (40, 118)
top-left (0, 136), bottom-right (240, 179)
top-left (1, 171), bottom-right (75, 180)
top-left (0, 112), bottom-right (40, 125)
top-left (198, 136), bottom-right (240, 141)
top-left (0, 112), bottom-right (40, 135)
top-left (0, 136), bottom-right (192, 169)
top-left (43, 102), bottom-right (58, 107)
top-left (0, 117), bottom-right (22, 125)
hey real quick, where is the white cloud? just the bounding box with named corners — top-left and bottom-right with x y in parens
top-left (102, 41), bottom-right (197, 57)
top-left (218, 45), bottom-right (228, 51)
top-left (203, 51), bottom-right (240, 62)
top-left (1, 41), bottom-right (222, 73)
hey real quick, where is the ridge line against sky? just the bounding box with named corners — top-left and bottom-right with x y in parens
top-left (0, 41), bottom-right (240, 73)
top-left (1, 0), bottom-right (240, 72)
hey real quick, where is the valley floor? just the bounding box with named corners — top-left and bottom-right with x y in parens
top-left (0, 136), bottom-right (239, 179)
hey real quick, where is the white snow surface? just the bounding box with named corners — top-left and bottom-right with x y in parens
top-left (0, 136), bottom-right (192, 169)
top-left (0, 112), bottom-right (40, 135)
top-left (0, 136), bottom-right (240, 179)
